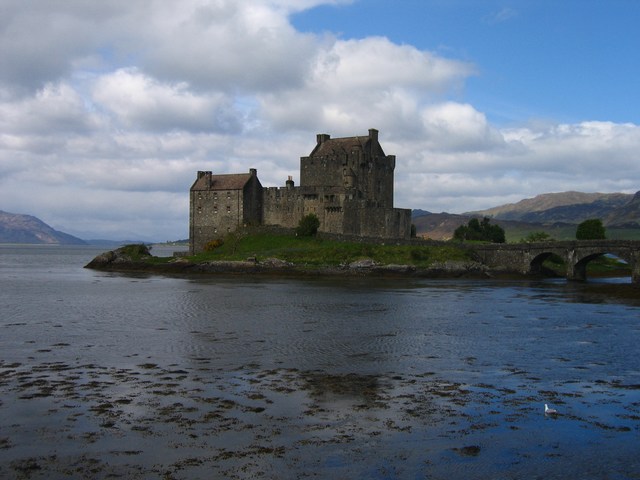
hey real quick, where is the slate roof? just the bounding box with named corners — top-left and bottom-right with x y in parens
top-left (191, 173), bottom-right (252, 191)
top-left (310, 135), bottom-right (386, 158)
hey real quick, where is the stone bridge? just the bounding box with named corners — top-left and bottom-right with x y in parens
top-left (470, 240), bottom-right (640, 283)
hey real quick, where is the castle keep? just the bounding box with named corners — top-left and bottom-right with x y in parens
top-left (189, 129), bottom-right (411, 254)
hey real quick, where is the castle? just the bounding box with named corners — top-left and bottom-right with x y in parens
top-left (189, 129), bottom-right (412, 254)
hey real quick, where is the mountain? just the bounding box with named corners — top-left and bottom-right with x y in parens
top-left (412, 211), bottom-right (469, 240)
top-left (0, 210), bottom-right (86, 245)
top-left (411, 210), bottom-right (570, 241)
top-left (413, 190), bottom-right (640, 241)
top-left (604, 191), bottom-right (640, 227)
top-left (466, 191), bottom-right (636, 226)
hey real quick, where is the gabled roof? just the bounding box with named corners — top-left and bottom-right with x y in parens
top-left (312, 136), bottom-right (370, 157)
top-left (308, 130), bottom-right (386, 158)
top-left (191, 173), bottom-right (252, 191)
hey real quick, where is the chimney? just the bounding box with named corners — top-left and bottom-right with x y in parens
top-left (249, 168), bottom-right (257, 176)
top-left (368, 128), bottom-right (378, 141)
top-left (286, 175), bottom-right (294, 189)
top-left (317, 133), bottom-right (330, 144)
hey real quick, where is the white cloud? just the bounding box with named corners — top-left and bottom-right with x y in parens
top-left (259, 36), bottom-right (475, 136)
top-left (92, 69), bottom-right (243, 133)
top-left (483, 7), bottom-right (518, 25)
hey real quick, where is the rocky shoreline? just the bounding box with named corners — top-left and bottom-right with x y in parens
top-left (84, 246), bottom-right (501, 279)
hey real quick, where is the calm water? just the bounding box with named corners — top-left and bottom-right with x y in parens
top-left (1, 244), bottom-right (640, 479)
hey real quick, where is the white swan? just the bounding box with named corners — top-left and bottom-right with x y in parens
top-left (544, 403), bottom-right (558, 415)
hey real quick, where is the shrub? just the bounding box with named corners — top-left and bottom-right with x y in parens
top-left (118, 243), bottom-right (151, 258)
top-left (224, 231), bottom-right (245, 254)
top-left (204, 238), bottom-right (224, 252)
top-left (453, 217), bottom-right (505, 243)
top-left (296, 213), bottom-right (320, 237)
top-left (576, 218), bottom-right (606, 240)
top-left (522, 231), bottom-right (552, 243)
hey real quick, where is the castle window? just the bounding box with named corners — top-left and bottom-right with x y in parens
top-left (213, 193), bottom-right (218, 200)
top-left (214, 206), bottom-right (218, 214)
top-left (197, 206), bottom-right (202, 214)
top-left (226, 206), bottom-right (231, 214)
top-left (227, 192), bottom-right (231, 199)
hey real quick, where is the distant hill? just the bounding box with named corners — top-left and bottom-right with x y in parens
top-left (412, 211), bottom-right (469, 240)
top-left (0, 210), bottom-right (86, 245)
top-left (413, 190), bottom-right (640, 241)
top-left (604, 191), bottom-right (640, 227)
top-left (466, 191), bottom-right (635, 226)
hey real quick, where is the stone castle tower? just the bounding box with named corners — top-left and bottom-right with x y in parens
top-left (189, 129), bottom-right (411, 254)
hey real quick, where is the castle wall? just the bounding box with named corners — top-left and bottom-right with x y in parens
top-left (358, 206), bottom-right (412, 239)
top-left (242, 175), bottom-right (263, 226)
top-left (190, 189), bottom-right (244, 253)
top-left (261, 186), bottom-right (303, 229)
top-left (189, 170), bottom-right (263, 254)
top-left (300, 129), bottom-right (396, 209)
top-left (261, 185), bottom-right (410, 240)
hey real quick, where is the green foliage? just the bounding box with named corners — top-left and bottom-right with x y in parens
top-left (576, 218), bottom-right (606, 240)
top-left (521, 231), bottom-right (553, 243)
top-left (117, 243), bottom-right (151, 259)
top-left (203, 238), bottom-right (224, 252)
top-left (296, 213), bottom-right (320, 237)
top-left (453, 217), bottom-right (505, 243)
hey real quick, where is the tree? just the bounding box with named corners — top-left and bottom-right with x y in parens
top-left (453, 216), bottom-right (505, 243)
top-left (224, 230), bottom-right (246, 255)
top-left (522, 231), bottom-right (552, 243)
top-left (576, 218), bottom-right (606, 240)
top-left (296, 213), bottom-right (320, 237)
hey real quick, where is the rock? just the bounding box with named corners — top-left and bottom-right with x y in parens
top-left (260, 258), bottom-right (294, 268)
top-left (455, 445), bottom-right (481, 456)
top-left (349, 258), bottom-right (379, 269)
top-left (84, 244), bottom-right (151, 269)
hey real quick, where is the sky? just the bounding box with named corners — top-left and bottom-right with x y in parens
top-left (1, 0), bottom-right (639, 241)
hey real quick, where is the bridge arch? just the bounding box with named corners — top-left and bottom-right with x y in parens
top-left (529, 251), bottom-right (563, 275)
top-left (567, 249), bottom-right (633, 282)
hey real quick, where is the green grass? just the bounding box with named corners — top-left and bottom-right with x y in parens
top-left (186, 233), bottom-right (473, 267)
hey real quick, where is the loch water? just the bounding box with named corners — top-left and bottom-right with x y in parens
top-left (1, 244), bottom-right (640, 479)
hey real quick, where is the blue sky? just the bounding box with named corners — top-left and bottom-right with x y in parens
top-left (292, 0), bottom-right (640, 125)
top-left (1, 0), bottom-right (639, 240)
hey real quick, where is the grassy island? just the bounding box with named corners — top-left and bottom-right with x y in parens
top-left (86, 233), bottom-right (631, 280)
top-left (187, 233), bottom-right (473, 267)
top-left (86, 233), bottom-right (488, 277)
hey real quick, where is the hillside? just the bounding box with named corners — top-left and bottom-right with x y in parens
top-left (410, 211), bottom-right (578, 242)
top-left (0, 210), bottom-right (86, 245)
top-left (414, 190), bottom-right (640, 241)
top-left (467, 191), bottom-right (633, 224)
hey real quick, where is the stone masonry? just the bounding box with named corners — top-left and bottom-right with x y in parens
top-left (189, 129), bottom-right (411, 254)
